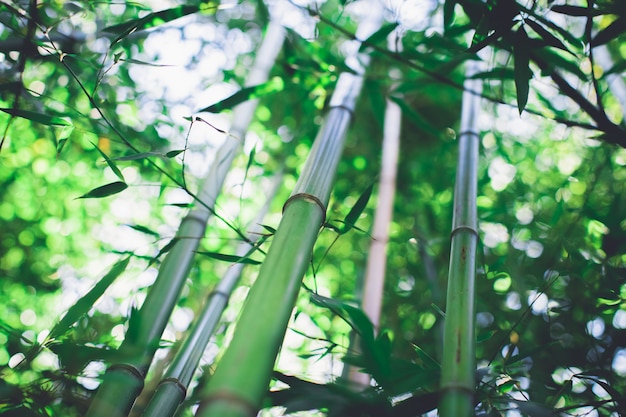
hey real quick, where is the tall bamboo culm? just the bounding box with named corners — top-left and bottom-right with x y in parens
top-left (85, 21), bottom-right (285, 417)
top-left (140, 174), bottom-right (282, 417)
top-left (194, 4), bottom-right (384, 417)
top-left (347, 61), bottom-right (402, 388)
top-left (439, 61), bottom-right (482, 417)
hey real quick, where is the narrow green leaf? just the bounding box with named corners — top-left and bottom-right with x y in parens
top-left (114, 152), bottom-right (161, 161)
top-left (48, 257), bottom-right (130, 340)
top-left (366, 81), bottom-right (386, 130)
top-left (125, 224), bottom-right (160, 237)
top-left (509, 400), bottom-right (554, 417)
top-left (389, 96), bottom-right (441, 136)
top-left (513, 27), bottom-right (531, 114)
top-left (0, 108), bottom-right (72, 126)
top-left (91, 142), bottom-right (125, 182)
top-left (77, 181), bottom-right (128, 199)
top-left (149, 237), bottom-right (179, 266)
top-left (532, 47), bottom-right (587, 81)
top-left (592, 16), bottom-right (626, 46)
top-left (469, 67), bottom-right (515, 80)
top-left (604, 58), bottom-right (626, 77)
top-left (444, 0), bottom-right (458, 30)
top-left (56, 139), bottom-right (68, 156)
top-left (340, 182), bottom-right (374, 234)
top-left (165, 149), bottom-right (185, 158)
top-left (242, 146), bottom-right (256, 187)
top-left (102, 4), bottom-right (218, 44)
top-left (359, 22), bottom-right (399, 52)
top-left (196, 251), bottom-right (261, 265)
top-left (524, 18), bottom-right (572, 54)
top-left (120, 58), bottom-right (174, 67)
top-left (577, 375), bottom-right (626, 411)
top-left (260, 224), bottom-right (276, 234)
top-left (198, 77), bottom-right (285, 113)
top-left (551, 4), bottom-right (603, 17)
top-left (412, 344), bottom-right (441, 370)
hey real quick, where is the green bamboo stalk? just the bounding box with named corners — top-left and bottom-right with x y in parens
top-left (439, 61), bottom-right (482, 417)
top-left (194, 5), bottom-right (384, 417)
top-left (139, 173), bottom-right (282, 417)
top-left (85, 21), bottom-right (285, 417)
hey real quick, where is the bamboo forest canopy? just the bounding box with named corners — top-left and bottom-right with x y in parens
top-left (0, 0), bottom-right (625, 416)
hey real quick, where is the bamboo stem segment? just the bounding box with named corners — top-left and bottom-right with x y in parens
top-left (195, 3), bottom-right (384, 416)
top-left (85, 22), bottom-right (285, 417)
top-left (140, 173), bottom-right (283, 417)
top-left (439, 60), bottom-right (482, 417)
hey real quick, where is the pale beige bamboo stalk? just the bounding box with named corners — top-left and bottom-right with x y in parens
top-left (348, 34), bottom-right (402, 388)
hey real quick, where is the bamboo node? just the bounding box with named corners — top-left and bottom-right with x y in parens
top-left (158, 377), bottom-right (187, 397)
top-left (440, 382), bottom-right (475, 395)
top-left (450, 225), bottom-right (479, 238)
top-left (107, 363), bottom-right (146, 382)
top-left (457, 130), bottom-right (481, 139)
top-left (200, 390), bottom-right (258, 416)
top-left (283, 193), bottom-right (327, 225)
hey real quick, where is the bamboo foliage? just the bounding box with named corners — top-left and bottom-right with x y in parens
top-left (194, 4), bottom-right (384, 417)
top-left (439, 61), bottom-right (482, 417)
top-left (85, 21), bottom-right (285, 417)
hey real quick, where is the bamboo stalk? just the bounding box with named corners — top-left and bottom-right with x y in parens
top-left (139, 174), bottom-right (282, 417)
top-left (85, 22), bottom-right (285, 417)
top-left (439, 60), bottom-right (482, 417)
top-left (194, 4), bottom-right (384, 417)
top-left (347, 77), bottom-right (402, 388)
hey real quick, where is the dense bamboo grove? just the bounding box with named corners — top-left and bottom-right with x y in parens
top-left (1, 1), bottom-right (626, 417)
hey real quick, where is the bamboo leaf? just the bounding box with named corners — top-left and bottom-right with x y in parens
top-left (113, 152), bottom-right (163, 161)
top-left (91, 142), bottom-right (125, 182)
top-left (113, 150), bottom-right (185, 160)
top-left (153, 237), bottom-right (179, 262)
top-left (0, 108), bottom-right (72, 126)
top-left (77, 181), bottom-right (128, 199)
top-left (48, 257), bottom-right (130, 341)
top-left (513, 27), bottom-right (532, 114)
top-left (592, 16), bottom-right (626, 46)
top-left (533, 47), bottom-right (587, 81)
top-left (524, 18), bottom-right (572, 55)
top-left (413, 344), bottom-right (441, 370)
top-left (165, 149), bottom-right (185, 158)
top-left (576, 375), bottom-right (626, 411)
top-left (102, 3), bottom-right (218, 44)
top-left (551, 4), bottom-right (603, 17)
top-left (389, 96), bottom-right (441, 136)
top-left (469, 67), bottom-right (515, 80)
top-left (444, 0), bottom-right (458, 30)
top-left (125, 224), bottom-right (160, 237)
top-left (260, 224), bottom-right (276, 234)
top-left (340, 182), bottom-right (374, 234)
top-left (604, 58), bottom-right (626, 76)
top-left (198, 77), bottom-right (285, 113)
top-left (359, 22), bottom-right (399, 52)
top-left (196, 251), bottom-right (261, 265)
top-left (120, 58), bottom-right (174, 67)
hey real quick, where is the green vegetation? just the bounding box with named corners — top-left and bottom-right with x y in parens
top-left (0, 1), bottom-right (625, 417)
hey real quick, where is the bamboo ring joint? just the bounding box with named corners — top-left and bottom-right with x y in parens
top-left (283, 193), bottom-right (327, 225)
top-left (108, 363), bottom-right (146, 382)
top-left (450, 225), bottom-right (479, 238)
top-left (201, 391), bottom-right (258, 416)
top-left (158, 377), bottom-right (187, 397)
